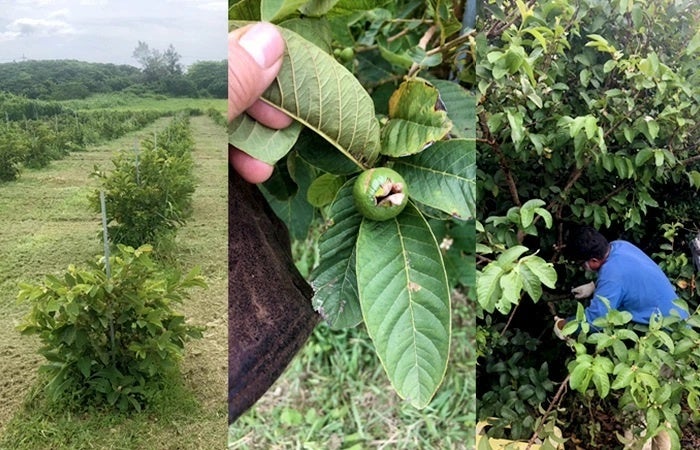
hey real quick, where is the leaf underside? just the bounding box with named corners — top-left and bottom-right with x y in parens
top-left (229, 21), bottom-right (381, 169)
top-left (228, 114), bottom-right (303, 165)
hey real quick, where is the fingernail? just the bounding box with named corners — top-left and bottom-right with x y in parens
top-left (238, 23), bottom-right (284, 69)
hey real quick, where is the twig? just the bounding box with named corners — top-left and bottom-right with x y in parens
top-left (592, 180), bottom-right (632, 206)
top-left (425, 31), bottom-right (475, 56)
top-left (500, 301), bottom-right (520, 337)
top-left (387, 27), bottom-right (412, 43)
top-left (485, 0), bottom-right (538, 38)
top-left (681, 149), bottom-right (700, 166)
top-left (355, 20), bottom-right (433, 54)
top-left (526, 374), bottom-right (571, 449)
top-left (478, 110), bottom-right (522, 206)
top-left (408, 25), bottom-right (438, 77)
top-left (477, 254), bottom-right (494, 265)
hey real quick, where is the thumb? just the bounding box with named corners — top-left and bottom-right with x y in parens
top-left (228, 23), bottom-right (285, 122)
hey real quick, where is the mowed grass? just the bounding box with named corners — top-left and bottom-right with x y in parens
top-left (0, 111), bottom-right (228, 449)
top-left (62, 93), bottom-right (227, 114)
top-left (228, 291), bottom-right (476, 450)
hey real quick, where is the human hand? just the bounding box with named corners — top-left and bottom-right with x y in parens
top-left (571, 281), bottom-right (595, 299)
top-left (229, 22), bottom-right (293, 184)
top-left (553, 316), bottom-right (568, 341)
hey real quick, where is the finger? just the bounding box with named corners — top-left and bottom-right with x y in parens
top-left (247, 99), bottom-right (294, 129)
top-left (228, 23), bottom-right (285, 122)
top-left (229, 146), bottom-right (274, 184)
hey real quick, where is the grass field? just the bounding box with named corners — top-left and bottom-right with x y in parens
top-left (0, 110), bottom-right (228, 449)
top-left (229, 290), bottom-right (477, 450)
top-left (62, 93), bottom-right (227, 113)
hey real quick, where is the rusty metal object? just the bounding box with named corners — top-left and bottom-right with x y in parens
top-left (228, 167), bottom-right (319, 423)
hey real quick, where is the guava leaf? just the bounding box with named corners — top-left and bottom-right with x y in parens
top-left (377, 34), bottom-right (413, 69)
top-left (230, 21), bottom-right (381, 169)
top-left (228, 114), bottom-right (303, 165)
top-left (324, 0), bottom-right (392, 16)
top-left (260, 158), bottom-right (297, 201)
top-left (355, 202), bottom-right (451, 408)
top-left (299, 0), bottom-right (341, 16)
top-left (518, 262), bottom-right (543, 301)
top-left (261, 0), bottom-right (306, 22)
top-left (476, 263), bottom-right (504, 313)
top-left (306, 173), bottom-right (344, 208)
top-left (380, 78), bottom-right (453, 157)
top-left (431, 79), bottom-right (476, 139)
top-left (393, 139), bottom-right (475, 220)
top-left (310, 180), bottom-right (362, 328)
top-left (406, 47), bottom-right (443, 68)
top-left (279, 17), bottom-right (333, 54)
top-left (295, 128), bottom-right (360, 175)
top-left (260, 153), bottom-right (316, 240)
top-left (521, 255), bottom-right (557, 289)
top-left (497, 269), bottom-right (523, 314)
top-left (229, 0), bottom-right (261, 20)
top-left (430, 219), bottom-right (476, 289)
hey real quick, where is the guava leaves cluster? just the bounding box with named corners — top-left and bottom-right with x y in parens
top-left (307, 79), bottom-right (474, 408)
top-left (229, 4), bottom-right (475, 409)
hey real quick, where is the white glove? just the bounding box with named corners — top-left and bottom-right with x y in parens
top-left (553, 316), bottom-right (568, 341)
top-left (571, 281), bottom-right (595, 299)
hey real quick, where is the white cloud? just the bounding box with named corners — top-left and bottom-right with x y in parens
top-left (48, 9), bottom-right (71, 19)
top-left (16, 0), bottom-right (58, 6)
top-left (165, 0), bottom-right (225, 11)
top-left (5, 17), bottom-right (76, 38)
top-left (198, 2), bottom-right (226, 11)
top-left (0, 31), bottom-right (21, 43)
top-left (0, 0), bottom-right (223, 65)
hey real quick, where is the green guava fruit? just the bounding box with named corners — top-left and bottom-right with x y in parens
top-left (352, 167), bottom-right (408, 221)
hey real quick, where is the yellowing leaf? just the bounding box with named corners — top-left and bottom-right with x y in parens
top-left (380, 79), bottom-right (453, 157)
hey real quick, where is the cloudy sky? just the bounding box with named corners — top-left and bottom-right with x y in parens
top-left (0, 0), bottom-right (227, 68)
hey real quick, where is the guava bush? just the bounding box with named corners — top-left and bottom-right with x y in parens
top-left (474, 0), bottom-right (699, 446)
top-left (92, 114), bottom-right (196, 248)
top-left (17, 245), bottom-right (205, 412)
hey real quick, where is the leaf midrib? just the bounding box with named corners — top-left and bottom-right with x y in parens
top-left (260, 97), bottom-right (366, 171)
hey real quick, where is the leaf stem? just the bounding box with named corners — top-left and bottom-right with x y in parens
top-left (499, 300), bottom-right (520, 337)
top-left (408, 25), bottom-right (439, 77)
top-left (426, 31), bottom-right (475, 57)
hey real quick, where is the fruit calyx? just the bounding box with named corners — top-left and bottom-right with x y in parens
top-left (352, 167), bottom-right (408, 221)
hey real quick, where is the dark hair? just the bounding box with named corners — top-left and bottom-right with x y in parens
top-left (565, 226), bottom-right (609, 262)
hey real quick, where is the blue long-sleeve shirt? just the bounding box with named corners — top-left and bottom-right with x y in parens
top-left (583, 240), bottom-right (689, 325)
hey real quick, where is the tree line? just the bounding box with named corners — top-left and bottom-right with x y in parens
top-left (0, 43), bottom-right (226, 100)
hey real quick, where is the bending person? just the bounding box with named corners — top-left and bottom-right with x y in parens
top-left (554, 226), bottom-right (689, 338)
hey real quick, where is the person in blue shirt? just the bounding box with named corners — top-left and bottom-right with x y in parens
top-left (553, 226), bottom-right (689, 339)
